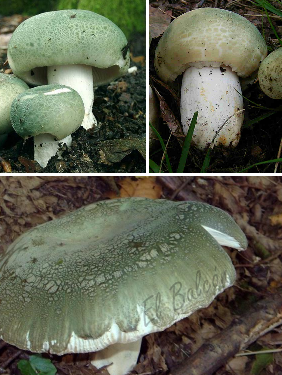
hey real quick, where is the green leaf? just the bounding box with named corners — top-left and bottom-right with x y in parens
top-left (177, 111), bottom-right (198, 173)
top-left (240, 158), bottom-right (282, 172)
top-left (18, 355), bottom-right (57, 375)
top-left (149, 159), bottom-right (162, 173)
top-left (251, 349), bottom-right (273, 374)
top-left (18, 360), bottom-right (37, 375)
top-left (201, 147), bottom-right (212, 173)
top-left (252, 0), bottom-right (282, 17)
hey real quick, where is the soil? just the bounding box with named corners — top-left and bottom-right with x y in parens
top-left (0, 15), bottom-right (146, 173)
top-left (149, 0), bottom-right (282, 173)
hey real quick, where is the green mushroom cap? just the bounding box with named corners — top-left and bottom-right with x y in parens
top-left (8, 9), bottom-right (130, 86)
top-left (258, 47), bottom-right (282, 99)
top-left (0, 198), bottom-right (247, 355)
top-left (155, 8), bottom-right (267, 83)
top-left (0, 73), bottom-right (29, 135)
top-left (10, 84), bottom-right (84, 140)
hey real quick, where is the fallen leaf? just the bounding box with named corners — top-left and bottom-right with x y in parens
top-left (149, 5), bottom-right (172, 39)
top-left (106, 177), bottom-right (162, 199)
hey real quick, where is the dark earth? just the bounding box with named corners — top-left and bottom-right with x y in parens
top-left (149, 0), bottom-right (282, 173)
top-left (0, 14), bottom-right (146, 173)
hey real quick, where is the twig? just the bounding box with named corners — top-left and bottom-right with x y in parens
top-left (159, 132), bottom-right (172, 173)
top-left (172, 293), bottom-right (282, 375)
top-left (156, 177), bottom-right (202, 201)
top-left (274, 138), bottom-right (282, 173)
top-left (0, 349), bottom-right (22, 373)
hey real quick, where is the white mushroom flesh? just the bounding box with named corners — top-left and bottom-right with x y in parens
top-left (181, 66), bottom-right (244, 149)
top-left (47, 64), bottom-right (97, 129)
top-left (90, 339), bottom-right (142, 375)
top-left (34, 134), bottom-right (72, 168)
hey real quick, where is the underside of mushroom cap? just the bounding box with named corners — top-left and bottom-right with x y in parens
top-left (0, 198), bottom-right (247, 355)
top-left (8, 9), bottom-right (130, 86)
top-left (155, 8), bottom-right (267, 83)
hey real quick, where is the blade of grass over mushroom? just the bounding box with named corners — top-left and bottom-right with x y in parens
top-left (149, 123), bottom-right (173, 173)
top-left (240, 158), bottom-right (282, 172)
top-left (177, 111), bottom-right (198, 173)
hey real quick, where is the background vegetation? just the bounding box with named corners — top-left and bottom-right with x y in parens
top-left (0, 0), bottom-right (145, 39)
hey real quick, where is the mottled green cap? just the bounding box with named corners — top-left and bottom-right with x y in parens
top-left (155, 8), bottom-right (267, 83)
top-left (8, 9), bottom-right (130, 86)
top-left (10, 84), bottom-right (84, 140)
top-left (258, 48), bottom-right (282, 99)
top-left (0, 73), bottom-right (29, 135)
top-left (0, 198), bottom-right (247, 355)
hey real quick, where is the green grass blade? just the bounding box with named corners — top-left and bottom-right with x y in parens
top-left (244, 110), bottom-right (277, 128)
top-left (201, 147), bottom-right (212, 172)
top-left (240, 158), bottom-right (282, 172)
top-left (149, 123), bottom-right (173, 173)
top-left (177, 111), bottom-right (198, 173)
top-left (252, 0), bottom-right (282, 17)
top-left (149, 159), bottom-right (162, 173)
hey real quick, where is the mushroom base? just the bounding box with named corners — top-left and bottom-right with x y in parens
top-left (47, 64), bottom-right (97, 130)
top-left (34, 134), bottom-right (72, 168)
top-left (90, 338), bottom-right (142, 375)
top-left (181, 66), bottom-right (244, 149)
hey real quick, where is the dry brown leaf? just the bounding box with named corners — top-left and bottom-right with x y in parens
top-left (106, 177), bottom-right (162, 199)
top-left (228, 356), bottom-right (249, 374)
top-left (149, 5), bottom-right (172, 39)
top-left (269, 213), bottom-right (282, 226)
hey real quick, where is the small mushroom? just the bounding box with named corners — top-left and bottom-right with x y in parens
top-left (258, 47), bottom-right (282, 99)
top-left (8, 10), bottom-right (130, 130)
top-left (10, 84), bottom-right (84, 167)
top-left (0, 73), bottom-right (29, 135)
top-left (0, 198), bottom-right (247, 375)
top-left (154, 8), bottom-right (267, 149)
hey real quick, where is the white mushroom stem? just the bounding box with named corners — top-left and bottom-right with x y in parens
top-left (47, 64), bottom-right (97, 129)
top-left (90, 339), bottom-right (142, 375)
top-left (180, 65), bottom-right (244, 149)
top-left (34, 134), bottom-right (72, 168)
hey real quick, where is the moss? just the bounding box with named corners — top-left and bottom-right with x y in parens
top-left (57, 0), bottom-right (145, 39)
top-left (0, 0), bottom-right (57, 16)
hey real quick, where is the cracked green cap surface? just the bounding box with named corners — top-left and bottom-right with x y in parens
top-left (0, 198), bottom-right (247, 355)
top-left (10, 84), bottom-right (84, 140)
top-left (8, 10), bottom-right (130, 86)
top-left (155, 8), bottom-right (267, 83)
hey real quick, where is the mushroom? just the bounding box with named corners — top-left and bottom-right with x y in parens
top-left (0, 73), bottom-right (29, 135)
top-left (154, 8), bottom-right (267, 149)
top-left (8, 9), bottom-right (130, 130)
top-left (10, 84), bottom-right (84, 167)
top-left (258, 47), bottom-right (282, 99)
top-left (0, 198), bottom-right (247, 375)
